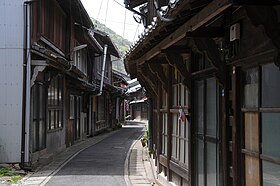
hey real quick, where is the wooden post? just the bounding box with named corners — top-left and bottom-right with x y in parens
top-left (232, 66), bottom-right (241, 186)
top-left (157, 82), bottom-right (163, 174)
top-left (167, 65), bottom-right (173, 181)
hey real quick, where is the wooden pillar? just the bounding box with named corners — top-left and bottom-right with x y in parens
top-left (222, 9), bottom-right (231, 186)
top-left (167, 65), bottom-right (173, 181)
top-left (232, 66), bottom-right (242, 186)
top-left (221, 77), bottom-right (229, 186)
top-left (157, 82), bottom-right (163, 174)
top-left (148, 97), bottom-right (153, 151)
top-left (153, 95), bottom-right (158, 160)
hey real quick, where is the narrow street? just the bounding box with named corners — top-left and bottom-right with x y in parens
top-left (45, 122), bottom-right (145, 186)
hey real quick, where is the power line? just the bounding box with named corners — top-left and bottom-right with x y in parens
top-left (122, 9), bottom-right (127, 38)
top-left (96, 18), bottom-right (138, 26)
top-left (133, 24), bottom-right (140, 41)
top-left (104, 0), bottom-right (110, 26)
top-left (97, 0), bottom-right (103, 20)
top-left (112, 0), bottom-right (126, 8)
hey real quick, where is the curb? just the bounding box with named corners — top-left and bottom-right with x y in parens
top-left (124, 132), bottom-right (144, 186)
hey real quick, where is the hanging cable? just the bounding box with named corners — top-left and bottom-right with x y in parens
top-left (104, 0), bottom-right (110, 26)
top-left (97, 0), bottom-right (103, 21)
top-left (112, 0), bottom-right (126, 8)
top-left (133, 24), bottom-right (140, 41)
top-left (122, 8), bottom-right (127, 39)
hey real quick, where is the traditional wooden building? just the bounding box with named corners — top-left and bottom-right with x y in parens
top-left (111, 70), bottom-right (129, 125)
top-left (124, 0), bottom-right (280, 185)
top-left (0, 0), bottom-right (120, 169)
top-left (90, 29), bottom-right (120, 134)
top-left (126, 80), bottom-right (149, 121)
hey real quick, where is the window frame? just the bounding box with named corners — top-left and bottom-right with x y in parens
top-left (171, 68), bottom-right (189, 168)
top-left (241, 63), bottom-right (280, 186)
top-left (193, 77), bottom-right (220, 186)
top-left (48, 74), bottom-right (64, 131)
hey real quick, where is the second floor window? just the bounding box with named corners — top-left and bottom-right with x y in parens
top-left (74, 48), bottom-right (87, 75)
top-left (41, 0), bottom-right (66, 52)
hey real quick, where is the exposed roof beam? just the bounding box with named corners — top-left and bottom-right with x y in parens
top-left (187, 27), bottom-right (225, 38)
top-left (129, 0), bottom-right (232, 64)
top-left (193, 38), bottom-right (226, 85)
top-left (164, 52), bottom-right (191, 89)
top-left (148, 64), bottom-right (168, 92)
top-left (138, 73), bottom-right (158, 96)
top-left (232, 0), bottom-right (280, 5)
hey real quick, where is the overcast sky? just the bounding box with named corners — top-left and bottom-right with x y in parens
top-left (81, 0), bottom-right (144, 42)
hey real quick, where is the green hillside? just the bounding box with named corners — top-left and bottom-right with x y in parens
top-left (91, 18), bottom-right (131, 57)
top-left (91, 18), bottom-right (130, 75)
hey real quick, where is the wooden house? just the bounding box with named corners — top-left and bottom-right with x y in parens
top-left (126, 80), bottom-right (149, 121)
top-left (112, 70), bottom-right (129, 125)
top-left (90, 29), bottom-right (120, 134)
top-left (124, 0), bottom-right (280, 185)
top-left (0, 0), bottom-right (120, 168)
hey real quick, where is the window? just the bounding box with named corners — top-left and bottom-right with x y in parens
top-left (162, 113), bottom-right (168, 156)
top-left (135, 104), bottom-right (141, 111)
top-left (69, 95), bottom-right (81, 140)
top-left (171, 69), bottom-right (189, 166)
top-left (48, 75), bottom-right (63, 130)
top-left (97, 95), bottom-right (105, 121)
top-left (162, 89), bottom-right (168, 156)
top-left (74, 42), bottom-right (88, 75)
top-left (242, 63), bottom-right (280, 185)
top-left (193, 52), bottom-right (212, 72)
top-left (31, 83), bottom-right (47, 152)
top-left (142, 104), bottom-right (148, 112)
top-left (243, 68), bottom-right (259, 108)
top-left (262, 63), bottom-right (280, 107)
top-left (194, 78), bottom-right (219, 186)
top-left (69, 95), bottom-right (75, 119)
top-left (41, 0), bottom-right (66, 51)
top-left (171, 113), bottom-right (189, 166)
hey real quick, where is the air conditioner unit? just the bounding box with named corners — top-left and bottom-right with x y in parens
top-left (230, 23), bottom-right (240, 41)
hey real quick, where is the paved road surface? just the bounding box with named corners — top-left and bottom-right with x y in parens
top-left (45, 122), bottom-right (144, 186)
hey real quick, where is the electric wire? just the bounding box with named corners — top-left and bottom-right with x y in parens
top-left (122, 9), bottom-right (127, 39)
top-left (112, 0), bottom-right (126, 8)
top-left (133, 24), bottom-right (140, 41)
top-left (104, 0), bottom-right (110, 26)
top-left (97, 0), bottom-right (103, 21)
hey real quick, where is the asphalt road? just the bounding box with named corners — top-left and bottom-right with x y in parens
top-left (45, 122), bottom-right (145, 186)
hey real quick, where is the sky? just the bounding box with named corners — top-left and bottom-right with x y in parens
top-left (81, 0), bottom-right (144, 42)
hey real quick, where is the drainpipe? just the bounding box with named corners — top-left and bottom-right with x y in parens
top-left (21, 1), bottom-right (32, 169)
top-left (97, 44), bottom-right (108, 96)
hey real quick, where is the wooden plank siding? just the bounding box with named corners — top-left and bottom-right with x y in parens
top-left (124, 0), bottom-right (280, 186)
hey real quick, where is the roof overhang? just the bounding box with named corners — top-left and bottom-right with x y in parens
top-left (124, 0), bottom-right (147, 9)
top-left (93, 29), bottom-right (120, 58)
top-left (124, 0), bottom-right (233, 77)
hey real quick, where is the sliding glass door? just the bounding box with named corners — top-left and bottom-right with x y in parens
top-left (194, 77), bottom-right (220, 186)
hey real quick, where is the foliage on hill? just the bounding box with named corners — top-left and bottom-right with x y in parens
top-left (91, 18), bottom-right (131, 57)
top-left (91, 18), bottom-right (131, 75)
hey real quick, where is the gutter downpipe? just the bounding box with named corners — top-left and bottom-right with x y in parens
top-left (97, 44), bottom-right (108, 96)
top-left (21, 1), bottom-right (31, 169)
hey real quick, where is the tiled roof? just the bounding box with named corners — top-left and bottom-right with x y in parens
top-left (123, 0), bottom-right (183, 59)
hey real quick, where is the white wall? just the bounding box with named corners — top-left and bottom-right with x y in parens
top-left (0, 0), bottom-right (24, 163)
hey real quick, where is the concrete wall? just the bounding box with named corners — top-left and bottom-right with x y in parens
top-left (0, 0), bottom-right (24, 163)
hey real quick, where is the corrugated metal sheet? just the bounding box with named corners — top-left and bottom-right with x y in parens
top-left (0, 0), bottom-right (24, 163)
